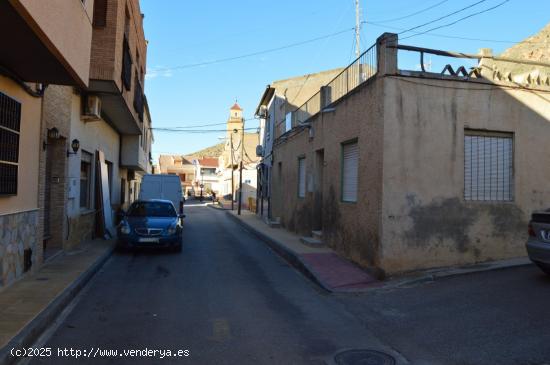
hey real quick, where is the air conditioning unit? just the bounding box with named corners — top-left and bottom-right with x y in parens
top-left (82, 95), bottom-right (101, 121)
top-left (256, 145), bottom-right (264, 157)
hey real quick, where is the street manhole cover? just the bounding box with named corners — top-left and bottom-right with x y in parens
top-left (334, 349), bottom-right (396, 365)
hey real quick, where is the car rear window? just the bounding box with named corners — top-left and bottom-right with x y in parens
top-left (128, 202), bottom-right (177, 217)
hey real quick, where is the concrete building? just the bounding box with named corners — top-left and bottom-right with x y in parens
top-left (39, 0), bottom-right (150, 258)
top-left (255, 68), bottom-right (344, 219)
top-left (0, 0), bottom-right (93, 286)
top-left (158, 155), bottom-right (196, 196)
top-left (218, 103), bottom-right (260, 208)
top-left (270, 31), bottom-right (550, 276)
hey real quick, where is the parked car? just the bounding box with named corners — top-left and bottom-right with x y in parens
top-left (139, 174), bottom-right (185, 215)
top-left (526, 211), bottom-right (550, 275)
top-left (117, 200), bottom-right (184, 252)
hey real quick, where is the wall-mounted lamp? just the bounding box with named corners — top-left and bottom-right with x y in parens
top-left (67, 139), bottom-right (80, 157)
top-left (42, 127), bottom-right (61, 150)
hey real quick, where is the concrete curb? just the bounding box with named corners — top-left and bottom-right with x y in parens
top-left (0, 243), bottom-right (115, 365)
top-left (222, 210), bottom-right (334, 293)
top-left (386, 257), bottom-right (533, 289)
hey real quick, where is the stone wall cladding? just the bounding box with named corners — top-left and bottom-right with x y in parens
top-left (0, 210), bottom-right (39, 287)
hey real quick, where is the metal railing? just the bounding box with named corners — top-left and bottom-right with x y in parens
top-left (291, 43), bottom-right (377, 126)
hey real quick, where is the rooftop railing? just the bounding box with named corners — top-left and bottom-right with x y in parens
top-left (292, 43), bottom-right (377, 126)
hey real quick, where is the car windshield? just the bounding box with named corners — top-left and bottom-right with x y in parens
top-left (127, 202), bottom-right (177, 217)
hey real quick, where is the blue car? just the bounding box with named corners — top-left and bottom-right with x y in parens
top-left (117, 199), bottom-right (184, 252)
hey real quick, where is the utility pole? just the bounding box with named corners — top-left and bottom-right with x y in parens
top-left (237, 119), bottom-right (245, 215)
top-left (355, 0), bottom-right (361, 59)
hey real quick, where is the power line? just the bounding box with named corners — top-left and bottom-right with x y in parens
top-left (151, 127), bottom-right (258, 133)
top-left (153, 117), bottom-right (256, 129)
top-left (369, 0), bottom-right (451, 23)
top-left (149, 27), bottom-right (355, 72)
top-left (365, 21), bottom-right (532, 44)
top-left (400, 0), bottom-right (511, 40)
top-left (397, 0), bottom-right (489, 36)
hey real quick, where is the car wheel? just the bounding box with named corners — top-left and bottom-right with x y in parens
top-left (535, 261), bottom-right (550, 275)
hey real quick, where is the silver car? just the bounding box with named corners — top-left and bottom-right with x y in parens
top-left (526, 211), bottom-right (550, 275)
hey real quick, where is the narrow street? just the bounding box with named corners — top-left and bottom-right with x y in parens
top-left (27, 204), bottom-right (396, 365)
top-left (25, 204), bottom-right (550, 365)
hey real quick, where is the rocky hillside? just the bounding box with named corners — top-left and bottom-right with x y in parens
top-left (188, 142), bottom-right (224, 158)
top-left (501, 23), bottom-right (550, 61)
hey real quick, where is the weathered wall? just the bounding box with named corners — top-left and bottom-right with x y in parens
top-left (380, 76), bottom-right (550, 273)
top-left (272, 78), bottom-right (385, 269)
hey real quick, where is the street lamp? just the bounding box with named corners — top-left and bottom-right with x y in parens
top-left (67, 139), bottom-right (80, 157)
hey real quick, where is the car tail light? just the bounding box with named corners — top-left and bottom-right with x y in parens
top-left (528, 223), bottom-right (536, 237)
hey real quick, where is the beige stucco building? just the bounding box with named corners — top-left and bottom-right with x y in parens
top-left (270, 31), bottom-right (550, 276)
top-left (0, 0), bottom-right (94, 286)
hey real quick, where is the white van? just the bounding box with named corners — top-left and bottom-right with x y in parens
top-left (139, 174), bottom-right (184, 214)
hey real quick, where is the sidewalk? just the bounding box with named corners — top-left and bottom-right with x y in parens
top-left (0, 239), bottom-right (114, 365)
top-left (219, 208), bottom-right (532, 293)
top-left (221, 209), bottom-right (379, 293)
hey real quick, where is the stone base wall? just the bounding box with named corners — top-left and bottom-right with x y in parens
top-left (0, 210), bottom-right (39, 287)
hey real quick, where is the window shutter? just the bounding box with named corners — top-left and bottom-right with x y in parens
top-left (464, 133), bottom-right (513, 201)
top-left (298, 157), bottom-right (306, 198)
top-left (342, 142), bottom-right (358, 202)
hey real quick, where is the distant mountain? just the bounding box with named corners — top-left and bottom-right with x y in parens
top-left (188, 142), bottom-right (224, 158)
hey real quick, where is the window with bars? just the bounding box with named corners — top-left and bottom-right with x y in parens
top-left (464, 131), bottom-right (513, 202)
top-left (0, 91), bottom-right (21, 195)
top-left (297, 157), bottom-right (306, 198)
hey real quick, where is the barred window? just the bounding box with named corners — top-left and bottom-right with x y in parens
top-left (80, 151), bottom-right (92, 209)
top-left (464, 131), bottom-right (513, 201)
top-left (0, 91), bottom-right (21, 195)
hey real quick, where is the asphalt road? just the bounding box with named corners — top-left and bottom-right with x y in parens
top-left (27, 203), bottom-right (550, 365)
top-left (28, 203), bottom-right (398, 365)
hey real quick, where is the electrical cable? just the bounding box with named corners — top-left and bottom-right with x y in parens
top-left (150, 27), bottom-right (355, 72)
top-left (365, 21), bottom-right (539, 44)
top-left (396, 0), bottom-right (489, 36)
top-left (400, 0), bottom-right (511, 41)
top-left (370, 0), bottom-right (452, 23)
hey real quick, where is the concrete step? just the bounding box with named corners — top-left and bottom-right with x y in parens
top-left (267, 217), bottom-right (281, 228)
top-left (311, 230), bottom-right (323, 240)
top-left (300, 236), bottom-right (325, 248)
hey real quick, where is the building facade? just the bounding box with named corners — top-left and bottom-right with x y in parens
top-left (40, 0), bottom-right (150, 255)
top-left (270, 32), bottom-right (550, 276)
top-left (0, 0), bottom-right (94, 286)
top-left (158, 155), bottom-right (196, 196)
top-left (255, 68), bottom-right (344, 219)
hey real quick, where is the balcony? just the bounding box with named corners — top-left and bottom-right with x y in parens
top-left (88, 0), bottom-right (147, 135)
top-left (120, 135), bottom-right (148, 172)
top-left (0, 0), bottom-right (93, 87)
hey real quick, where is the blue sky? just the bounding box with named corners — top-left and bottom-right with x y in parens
top-left (141, 0), bottom-right (549, 159)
